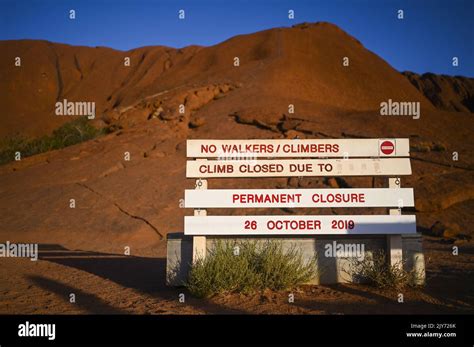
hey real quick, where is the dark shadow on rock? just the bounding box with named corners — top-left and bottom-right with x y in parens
top-left (37, 244), bottom-right (248, 314)
top-left (416, 226), bottom-right (431, 236)
top-left (294, 283), bottom-right (462, 314)
top-left (38, 246), bottom-right (167, 294)
top-left (423, 265), bottom-right (474, 312)
top-left (325, 283), bottom-right (394, 303)
top-left (36, 244), bottom-right (69, 251)
top-left (27, 275), bottom-right (127, 314)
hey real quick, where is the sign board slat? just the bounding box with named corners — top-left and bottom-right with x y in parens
top-left (184, 215), bottom-right (417, 235)
top-left (187, 139), bottom-right (409, 158)
top-left (184, 188), bottom-right (414, 208)
top-left (186, 158), bottom-right (411, 178)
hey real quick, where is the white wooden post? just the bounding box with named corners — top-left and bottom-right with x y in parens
top-left (387, 177), bottom-right (403, 269)
top-left (192, 172), bottom-right (207, 262)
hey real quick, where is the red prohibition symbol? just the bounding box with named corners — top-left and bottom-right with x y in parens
top-left (380, 140), bottom-right (395, 155)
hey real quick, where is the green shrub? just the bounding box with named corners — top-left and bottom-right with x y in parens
top-left (0, 117), bottom-right (107, 165)
top-left (347, 250), bottom-right (422, 289)
top-left (410, 142), bottom-right (446, 153)
top-left (431, 143), bottom-right (447, 152)
top-left (186, 240), bottom-right (317, 298)
top-left (255, 241), bottom-right (316, 290)
top-left (410, 143), bottom-right (431, 153)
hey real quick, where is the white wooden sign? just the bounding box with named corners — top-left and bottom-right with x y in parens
top-left (185, 188), bottom-right (414, 208)
top-left (185, 215), bottom-right (417, 235)
top-left (186, 158), bottom-right (412, 178)
top-left (187, 139), bottom-right (409, 158)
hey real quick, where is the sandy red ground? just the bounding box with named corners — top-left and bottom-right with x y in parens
top-left (0, 236), bottom-right (472, 314)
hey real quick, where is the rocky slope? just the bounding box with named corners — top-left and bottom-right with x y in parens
top-left (403, 71), bottom-right (474, 113)
top-left (0, 22), bottom-right (473, 253)
top-left (2, 22), bottom-right (436, 138)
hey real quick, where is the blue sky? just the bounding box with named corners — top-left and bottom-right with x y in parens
top-left (1, 0), bottom-right (473, 76)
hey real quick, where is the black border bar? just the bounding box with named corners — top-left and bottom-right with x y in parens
top-left (0, 314), bottom-right (472, 345)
